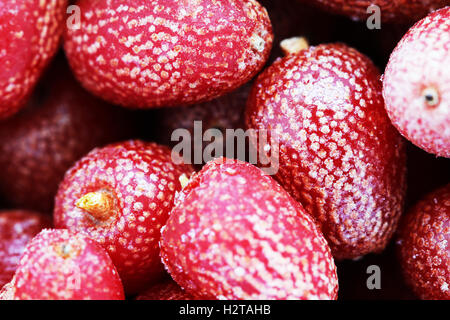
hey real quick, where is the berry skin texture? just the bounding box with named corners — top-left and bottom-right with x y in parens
top-left (0, 210), bottom-right (50, 288)
top-left (8, 229), bottom-right (125, 300)
top-left (397, 184), bottom-right (450, 300)
top-left (136, 280), bottom-right (194, 300)
top-left (54, 140), bottom-right (194, 294)
top-left (305, 0), bottom-right (448, 22)
top-left (383, 7), bottom-right (450, 158)
top-left (160, 158), bottom-right (339, 300)
top-left (64, 0), bottom-right (273, 109)
top-left (0, 62), bottom-right (136, 213)
top-left (0, 0), bottom-right (67, 119)
top-left (246, 43), bottom-right (407, 260)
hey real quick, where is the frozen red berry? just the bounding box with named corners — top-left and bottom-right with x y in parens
top-left (383, 7), bottom-right (450, 158)
top-left (397, 183), bottom-right (450, 300)
top-left (155, 83), bottom-right (250, 168)
top-left (9, 229), bottom-right (125, 300)
top-left (306, 0), bottom-right (447, 22)
top-left (0, 210), bottom-right (50, 288)
top-left (246, 41), bottom-right (407, 260)
top-left (160, 158), bottom-right (338, 300)
top-left (54, 140), bottom-right (193, 294)
top-left (136, 280), bottom-right (193, 300)
top-left (64, 0), bottom-right (273, 109)
top-left (0, 61), bottom-right (136, 212)
top-left (0, 0), bottom-right (67, 119)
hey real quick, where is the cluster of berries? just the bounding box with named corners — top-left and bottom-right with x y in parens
top-left (0, 0), bottom-right (448, 300)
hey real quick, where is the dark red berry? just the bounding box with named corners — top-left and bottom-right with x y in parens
top-left (306, 0), bottom-right (448, 22)
top-left (136, 280), bottom-right (193, 300)
top-left (155, 83), bottom-right (250, 169)
top-left (0, 61), bottom-right (136, 212)
top-left (397, 183), bottom-right (450, 300)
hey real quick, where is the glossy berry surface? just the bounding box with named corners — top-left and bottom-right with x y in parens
top-left (0, 210), bottom-right (50, 288)
top-left (397, 183), bottom-right (450, 300)
top-left (0, 62), bottom-right (136, 212)
top-left (54, 140), bottom-right (193, 294)
top-left (383, 7), bottom-right (450, 158)
top-left (306, 0), bottom-right (448, 22)
top-left (246, 43), bottom-right (407, 260)
top-left (160, 158), bottom-right (338, 300)
top-left (0, 0), bottom-right (67, 119)
top-left (64, 0), bottom-right (273, 109)
top-left (10, 229), bottom-right (125, 300)
top-left (136, 280), bottom-right (193, 300)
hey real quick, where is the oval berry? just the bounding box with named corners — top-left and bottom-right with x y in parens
top-left (0, 210), bottom-right (50, 288)
top-left (12, 229), bottom-right (125, 300)
top-left (397, 183), bottom-right (450, 300)
top-left (64, 0), bottom-right (273, 109)
top-left (160, 158), bottom-right (338, 300)
top-left (0, 0), bottom-right (67, 119)
top-left (246, 43), bottom-right (407, 259)
top-left (383, 7), bottom-right (450, 158)
top-left (54, 140), bottom-right (193, 294)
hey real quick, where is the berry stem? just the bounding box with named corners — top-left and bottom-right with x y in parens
top-left (76, 190), bottom-right (117, 221)
top-left (179, 174), bottom-right (190, 189)
top-left (280, 37), bottom-right (309, 56)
